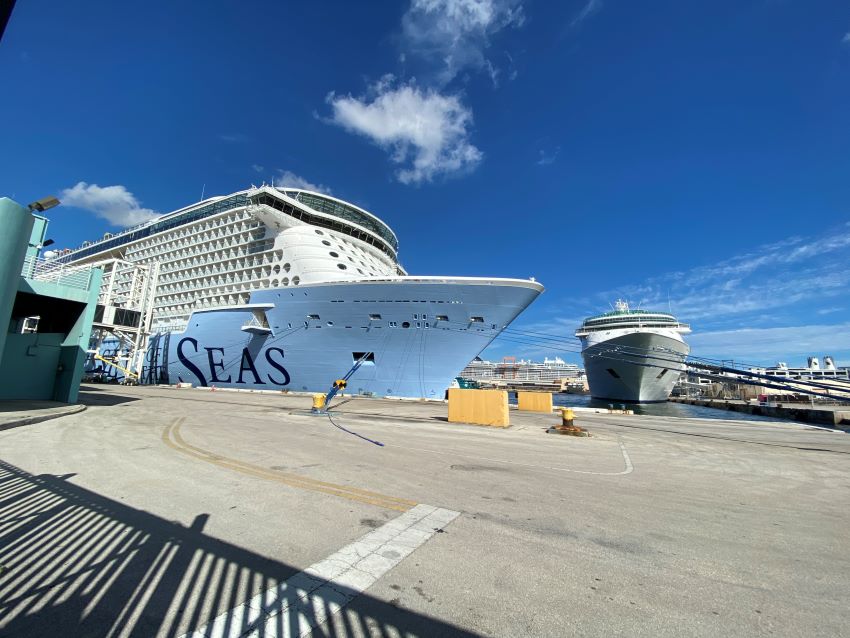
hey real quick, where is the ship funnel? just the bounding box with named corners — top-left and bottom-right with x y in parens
top-left (824, 356), bottom-right (836, 370)
top-left (807, 356), bottom-right (820, 370)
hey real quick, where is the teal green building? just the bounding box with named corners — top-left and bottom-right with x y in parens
top-left (0, 197), bottom-right (103, 403)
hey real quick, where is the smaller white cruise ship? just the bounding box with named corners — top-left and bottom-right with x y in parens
top-left (576, 300), bottom-right (691, 403)
top-left (460, 356), bottom-right (583, 384)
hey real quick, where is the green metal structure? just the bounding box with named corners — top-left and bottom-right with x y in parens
top-left (0, 197), bottom-right (103, 403)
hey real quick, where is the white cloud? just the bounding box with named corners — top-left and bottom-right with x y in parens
top-left (402, 0), bottom-right (524, 85)
top-left (273, 170), bottom-right (333, 195)
top-left (536, 146), bottom-right (560, 166)
top-left (570, 0), bottom-right (602, 28)
top-left (326, 80), bottom-right (482, 184)
top-left (592, 226), bottom-right (850, 324)
top-left (843, 31), bottom-right (850, 44)
top-left (60, 182), bottom-right (159, 227)
top-left (218, 133), bottom-right (248, 143)
top-left (505, 223), bottom-right (850, 363)
top-left (251, 164), bottom-right (265, 173)
top-left (688, 324), bottom-right (850, 364)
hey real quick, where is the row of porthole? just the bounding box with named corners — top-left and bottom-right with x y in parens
top-left (271, 276), bottom-right (301, 287)
top-left (316, 228), bottom-right (385, 275)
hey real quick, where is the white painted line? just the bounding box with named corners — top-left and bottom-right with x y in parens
top-left (183, 504), bottom-right (460, 638)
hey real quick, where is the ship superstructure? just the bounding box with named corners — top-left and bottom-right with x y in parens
top-left (576, 300), bottom-right (690, 403)
top-left (58, 186), bottom-right (543, 397)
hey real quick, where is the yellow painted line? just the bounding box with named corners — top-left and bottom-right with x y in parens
top-left (161, 418), bottom-right (415, 512)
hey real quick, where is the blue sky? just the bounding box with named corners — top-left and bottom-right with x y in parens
top-left (2, 0), bottom-right (849, 367)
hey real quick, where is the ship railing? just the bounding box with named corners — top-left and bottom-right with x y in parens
top-left (21, 255), bottom-right (96, 291)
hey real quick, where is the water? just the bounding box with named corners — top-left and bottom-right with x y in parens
top-left (513, 392), bottom-right (789, 424)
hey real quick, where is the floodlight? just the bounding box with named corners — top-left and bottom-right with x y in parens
top-left (28, 196), bottom-right (60, 212)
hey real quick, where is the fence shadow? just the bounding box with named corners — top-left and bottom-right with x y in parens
top-left (0, 459), bottom-right (477, 637)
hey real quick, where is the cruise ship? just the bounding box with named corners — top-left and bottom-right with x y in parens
top-left (460, 356), bottom-right (582, 384)
top-left (57, 186), bottom-right (543, 398)
top-left (576, 300), bottom-right (691, 403)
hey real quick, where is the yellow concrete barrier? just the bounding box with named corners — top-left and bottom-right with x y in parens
top-left (448, 388), bottom-right (509, 427)
top-left (517, 391), bottom-right (553, 413)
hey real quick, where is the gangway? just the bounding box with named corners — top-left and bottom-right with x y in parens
top-left (87, 259), bottom-right (159, 381)
top-left (91, 353), bottom-right (140, 384)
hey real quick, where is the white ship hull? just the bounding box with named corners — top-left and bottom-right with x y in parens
top-left (581, 330), bottom-right (689, 403)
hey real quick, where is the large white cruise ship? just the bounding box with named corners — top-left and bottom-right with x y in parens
top-left (56, 186), bottom-right (543, 398)
top-left (575, 300), bottom-right (690, 403)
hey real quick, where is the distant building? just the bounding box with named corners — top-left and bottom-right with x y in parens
top-left (749, 357), bottom-right (849, 381)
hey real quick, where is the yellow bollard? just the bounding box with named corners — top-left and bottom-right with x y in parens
top-left (548, 407), bottom-right (589, 436)
top-left (312, 393), bottom-right (326, 412)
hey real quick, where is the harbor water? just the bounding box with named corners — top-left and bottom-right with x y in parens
top-left (529, 393), bottom-right (791, 424)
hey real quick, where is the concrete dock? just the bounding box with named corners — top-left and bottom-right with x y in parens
top-left (0, 384), bottom-right (847, 637)
top-left (670, 397), bottom-right (850, 429)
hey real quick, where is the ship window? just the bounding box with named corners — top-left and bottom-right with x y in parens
top-left (308, 314), bottom-right (320, 320)
top-left (329, 251), bottom-right (339, 258)
top-left (283, 262), bottom-right (291, 272)
top-left (281, 277), bottom-right (289, 286)
top-left (273, 265), bottom-right (280, 274)
top-left (315, 229), bottom-right (324, 235)
top-left (389, 321), bottom-right (397, 327)
top-left (353, 352), bottom-right (375, 364)
top-left (402, 321), bottom-right (410, 328)
top-left (413, 314), bottom-right (418, 319)
top-left (369, 314), bottom-right (381, 320)
top-left (292, 276), bottom-right (300, 285)
top-left (656, 369), bottom-right (668, 379)
top-left (327, 321), bottom-right (334, 327)
top-left (606, 368), bottom-right (621, 379)
top-left (337, 264), bottom-right (347, 270)
top-left (470, 316), bottom-right (484, 323)
top-left (322, 240), bottom-right (331, 246)
top-left (425, 322), bottom-right (430, 328)
top-left (436, 315), bottom-right (448, 321)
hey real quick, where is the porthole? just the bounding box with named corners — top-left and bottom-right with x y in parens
top-left (337, 264), bottom-right (347, 270)
top-left (322, 240), bottom-right (331, 246)
top-left (327, 321), bottom-right (334, 327)
top-left (315, 229), bottom-right (324, 235)
top-left (292, 276), bottom-right (300, 285)
top-left (271, 279), bottom-right (278, 287)
top-left (273, 264), bottom-right (281, 274)
top-left (329, 251), bottom-right (339, 258)
top-left (402, 321), bottom-right (410, 328)
top-left (283, 262), bottom-right (291, 272)
top-left (281, 277), bottom-right (289, 286)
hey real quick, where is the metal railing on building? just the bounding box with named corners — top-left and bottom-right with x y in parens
top-left (21, 255), bottom-right (95, 291)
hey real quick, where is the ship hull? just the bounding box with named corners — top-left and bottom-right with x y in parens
top-left (141, 279), bottom-right (542, 399)
top-left (581, 331), bottom-right (689, 403)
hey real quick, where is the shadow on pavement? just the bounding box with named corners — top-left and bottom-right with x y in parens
top-left (77, 388), bottom-right (140, 407)
top-left (0, 459), bottom-right (477, 637)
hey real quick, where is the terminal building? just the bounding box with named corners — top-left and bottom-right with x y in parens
top-left (0, 197), bottom-right (102, 403)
